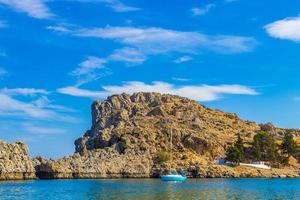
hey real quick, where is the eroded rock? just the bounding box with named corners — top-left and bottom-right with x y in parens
top-left (0, 141), bottom-right (36, 180)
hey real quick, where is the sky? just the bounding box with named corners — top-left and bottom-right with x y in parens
top-left (1, 0), bottom-right (300, 159)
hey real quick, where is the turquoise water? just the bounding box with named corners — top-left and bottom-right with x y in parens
top-left (1, 178), bottom-right (300, 200)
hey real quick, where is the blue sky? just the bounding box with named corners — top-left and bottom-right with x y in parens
top-left (1, 0), bottom-right (300, 158)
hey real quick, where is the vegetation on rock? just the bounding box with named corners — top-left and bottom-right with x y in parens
top-left (224, 129), bottom-right (299, 166)
top-left (281, 131), bottom-right (298, 158)
top-left (156, 151), bottom-right (171, 163)
top-left (226, 134), bottom-right (245, 164)
top-left (1, 92), bottom-right (300, 180)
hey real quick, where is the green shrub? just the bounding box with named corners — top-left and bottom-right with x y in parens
top-left (281, 131), bottom-right (297, 157)
top-left (157, 151), bottom-right (171, 163)
top-left (226, 133), bottom-right (245, 164)
top-left (253, 131), bottom-right (279, 162)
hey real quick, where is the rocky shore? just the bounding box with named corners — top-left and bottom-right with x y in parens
top-left (1, 92), bottom-right (300, 180)
top-left (0, 141), bottom-right (36, 180)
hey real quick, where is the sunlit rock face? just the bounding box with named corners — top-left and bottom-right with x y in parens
top-left (2, 92), bottom-right (300, 180)
top-left (0, 141), bottom-right (36, 180)
top-left (75, 92), bottom-right (260, 158)
top-left (56, 92), bottom-right (262, 178)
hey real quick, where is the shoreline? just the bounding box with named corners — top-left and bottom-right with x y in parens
top-left (1, 177), bottom-right (300, 182)
top-left (2, 93), bottom-right (300, 182)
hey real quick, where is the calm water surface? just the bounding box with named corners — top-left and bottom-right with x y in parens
top-left (0, 178), bottom-right (300, 200)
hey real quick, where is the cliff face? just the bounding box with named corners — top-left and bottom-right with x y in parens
top-left (76, 92), bottom-right (260, 159)
top-left (0, 141), bottom-right (36, 180)
top-left (1, 92), bottom-right (300, 180)
top-left (36, 92), bottom-right (264, 178)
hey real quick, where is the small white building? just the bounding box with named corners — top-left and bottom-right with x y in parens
top-left (239, 161), bottom-right (271, 170)
top-left (215, 159), bottom-right (271, 170)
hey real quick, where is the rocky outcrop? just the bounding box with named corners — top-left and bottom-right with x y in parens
top-left (35, 92), bottom-right (300, 178)
top-left (0, 141), bottom-right (36, 180)
top-left (76, 92), bottom-right (260, 159)
top-left (189, 164), bottom-right (300, 178)
top-left (35, 148), bottom-right (152, 179)
top-left (1, 92), bottom-right (300, 180)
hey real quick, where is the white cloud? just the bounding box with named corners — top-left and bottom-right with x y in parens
top-left (76, 0), bottom-right (140, 12)
top-left (23, 124), bottom-right (67, 135)
top-left (48, 25), bottom-right (256, 74)
top-left (0, 67), bottom-right (7, 76)
top-left (173, 56), bottom-right (193, 63)
top-left (109, 47), bottom-right (146, 65)
top-left (103, 0), bottom-right (139, 12)
top-left (57, 86), bottom-right (106, 98)
top-left (71, 56), bottom-right (106, 76)
top-left (1, 87), bottom-right (49, 96)
top-left (265, 16), bottom-right (300, 42)
top-left (65, 26), bottom-right (256, 54)
top-left (70, 56), bottom-right (112, 86)
top-left (191, 4), bottom-right (215, 16)
top-left (57, 81), bottom-right (259, 101)
top-left (50, 25), bottom-right (256, 85)
top-left (0, 90), bottom-right (77, 122)
top-left (47, 25), bottom-right (72, 33)
top-left (0, 0), bottom-right (53, 19)
top-left (0, 93), bottom-right (57, 119)
top-left (32, 96), bottom-right (76, 112)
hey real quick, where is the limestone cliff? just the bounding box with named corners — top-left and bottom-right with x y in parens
top-left (1, 92), bottom-right (300, 180)
top-left (37, 92), bottom-right (298, 179)
top-left (0, 141), bottom-right (36, 180)
top-left (76, 92), bottom-right (260, 158)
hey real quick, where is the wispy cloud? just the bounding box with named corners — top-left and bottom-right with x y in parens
top-left (47, 25), bottom-right (72, 33)
top-left (49, 25), bottom-right (256, 86)
top-left (0, 0), bottom-right (53, 19)
top-left (57, 86), bottom-right (106, 98)
top-left (1, 87), bottom-right (49, 96)
top-left (57, 81), bottom-right (259, 102)
top-left (0, 88), bottom-right (77, 122)
top-left (51, 25), bottom-right (256, 54)
top-left (32, 96), bottom-right (77, 112)
top-left (48, 25), bottom-right (256, 73)
top-left (70, 56), bottom-right (112, 86)
top-left (71, 56), bottom-right (106, 76)
top-left (109, 47), bottom-right (146, 65)
top-left (22, 123), bottom-right (67, 135)
top-left (265, 16), bottom-right (300, 42)
top-left (0, 67), bottom-right (7, 76)
top-left (69, 50), bottom-right (145, 85)
top-left (0, 93), bottom-right (58, 119)
top-left (173, 55), bottom-right (193, 63)
top-left (75, 0), bottom-right (140, 12)
top-left (191, 4), bottom-right (215, 16)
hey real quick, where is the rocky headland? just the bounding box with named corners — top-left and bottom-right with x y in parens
top-left (1, 92), bottom-right (300, 180)
top-left (0, 141), bottom-right (36, 180)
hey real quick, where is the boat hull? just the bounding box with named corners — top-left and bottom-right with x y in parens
top-left (161, 175), bottom-right (187, 182)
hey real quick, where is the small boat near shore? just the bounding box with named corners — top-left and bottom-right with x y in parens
top-left (160, 128), bottom-right (187, 182)
top-left (161, 173), bottom-right (187, 182)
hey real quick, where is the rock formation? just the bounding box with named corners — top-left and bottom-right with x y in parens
top-left (1, 92), bottom-right (300, 180)
top-left (76, 92), bottom-right (260, 158)
top-left (0, 141), bottom-right (36, 180)
top-left (35, 92), bottom-right (300, 179)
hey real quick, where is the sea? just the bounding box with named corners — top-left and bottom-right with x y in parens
top-left (0, 178), bottom-right (299, 200)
